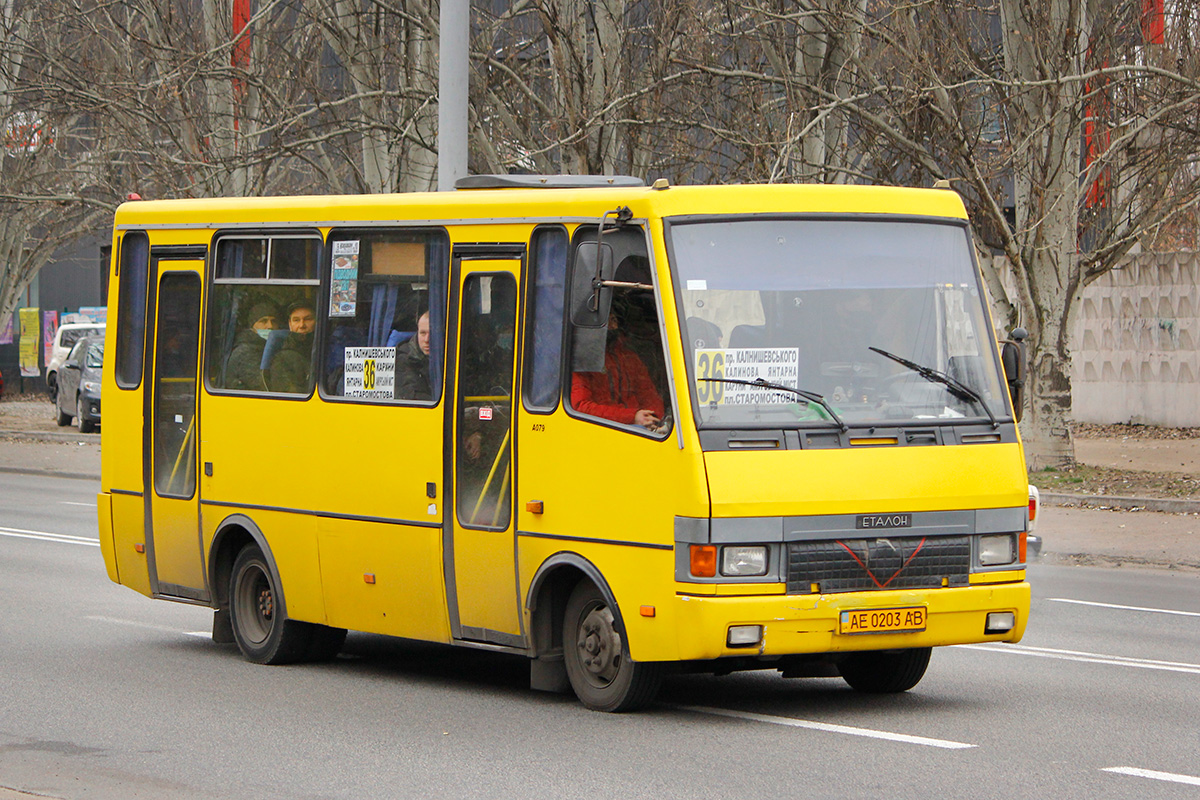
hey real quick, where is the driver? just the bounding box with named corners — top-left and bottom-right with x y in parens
top-left (571, 296), bottom-right (664, 431)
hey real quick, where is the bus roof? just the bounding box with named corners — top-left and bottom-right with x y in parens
top-left (112, 182), bottom-right (969, 229)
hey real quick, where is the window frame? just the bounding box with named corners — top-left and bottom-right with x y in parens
top-left (454, 269), bottom-right (520, 532)
top-left (561, 223), bottom-right (673, 440)
top-left (521, 224), bottom-right (570, 415)
top-left (114, 230), bottom-right (150, 390)
top-left (316, 226), bottom-right (451, 408)
top-left (152, 271), bottom-right (203, 501)
top-left (203, 229), bottom-right (324, 400)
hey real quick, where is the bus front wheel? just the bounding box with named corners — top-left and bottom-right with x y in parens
top-left (838, 647), bottom-right (931, 693)
top-left (229, 545), bottom-right (312, 665)
top-left (563, 581), bottom-right (663, 712)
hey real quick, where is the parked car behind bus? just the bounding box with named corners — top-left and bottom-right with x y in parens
top-left (46, 322), bottom-right (106, 401)
top-left (55, 336), bottom-right (103, 432)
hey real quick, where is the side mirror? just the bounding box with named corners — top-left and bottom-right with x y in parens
top-left (1000, 327), bottom-right (1027, 422)
top-left (65, 362), bottom-right (81, 371)
top-left (569, 241), bottom-right (614, 328)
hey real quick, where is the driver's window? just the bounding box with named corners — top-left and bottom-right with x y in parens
top-left (567, 230), bottom-right (670, 437)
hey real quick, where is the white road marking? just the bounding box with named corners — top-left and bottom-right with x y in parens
top-left (0, 525), bottom-right (99, 547)
top-left (59, 501), bottom-right (95, 507)
top-left (1103, 767), bottom-right (1200, 787)
top-left (86, 616), bottom-right (211, 641)
top-left (1048, 597), bottom-right (1200, 618)
top-left (676, 705), bottom-right (975, 749)
top-left (86, 616), bottom-right (185, 634)
top-left (957, 643), bottom-right (1200, 675)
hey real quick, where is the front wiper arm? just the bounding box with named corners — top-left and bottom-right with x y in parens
top-left (698, 377), bottom-right (849, 432)
top-left (869, 346), bottom-right (998, 429)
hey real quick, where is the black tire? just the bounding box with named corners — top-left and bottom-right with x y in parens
top-left (77, 395), bottom-right (96, 433)
top-left (838, 647), bottom-right (932, 693)
top-left (229, 545), bottom-right (312, 664)
top-left (47, 373), bottom-right (57, 403)
top-left (563, 581), bottom-right (663, 712)
top-left (55, 400), bottom-right (71, 427)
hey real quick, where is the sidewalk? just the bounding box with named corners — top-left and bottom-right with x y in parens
top-left (3, 398), bottom-right (1200, 572)
top-left (0, 397), bottom-right (101, 479)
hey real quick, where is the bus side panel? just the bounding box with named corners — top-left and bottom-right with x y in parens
top-left (516, 409), bottom-right (710, 664)
top-left (96, 492), bottom-right (119, 584)
top-left (520, 536), bottom-right (681, 663)
top-left (200, 396), bottom-right (445, 630)
top-left (110, 491), bottom-right (152, 597)
top-left (100, 234), bottom-right (151, 591)
top-left (317, 518), bottom-right (450, 642)
top-left (201, 506), bottom-right (324, 623)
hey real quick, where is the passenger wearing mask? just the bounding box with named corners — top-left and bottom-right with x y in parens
top-left (225, 301), bottom-right (279, 391)
top-left (267, 301), bottom-right (316, 393)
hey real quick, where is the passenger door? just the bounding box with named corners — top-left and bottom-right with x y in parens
top-left (144, 253), bottom-right (207, 600)
top-left (446, 247), bottom-right (524, 646)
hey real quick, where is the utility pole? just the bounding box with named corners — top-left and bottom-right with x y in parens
top-left (438, 0), bottom-right (469, 191)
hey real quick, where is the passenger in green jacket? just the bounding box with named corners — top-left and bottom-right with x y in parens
top-left (225, 302), bottom-right (279, 391)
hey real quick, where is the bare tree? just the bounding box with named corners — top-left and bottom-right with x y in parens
top-left (680, 0), bottom-right (1200, 467)
top-left (0, 0), bottom-right (113, 335)
top-left (472, 0), bottom-right (701, 177)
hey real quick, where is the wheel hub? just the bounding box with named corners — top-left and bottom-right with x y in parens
top-left (576, 606), bottom-right (621, 683)
top-left (257, 587), bottom-right (274, 621)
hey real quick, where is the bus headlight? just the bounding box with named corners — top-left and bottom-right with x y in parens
top-left (979, 534), bottom-right (1016, 566)
top-left (721, 546), bottom-right (768, 577)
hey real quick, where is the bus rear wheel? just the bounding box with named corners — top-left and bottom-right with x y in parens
top-left (229, 545), bottom-right (312, 665)
top-left (838, 647), bottom-right (931, 693)
top-left (563, 581), bottom-right (662, 712)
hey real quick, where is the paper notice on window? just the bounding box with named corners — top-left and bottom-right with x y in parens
top-left (344, 347), bottom-right (396, 398)
top-left (694, 348), bottom-right (800, 405)
top-left (330, 240), bottom-right (360, 317)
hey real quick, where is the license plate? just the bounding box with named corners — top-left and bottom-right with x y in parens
top-left (840, 607), bottom-right (926, 635)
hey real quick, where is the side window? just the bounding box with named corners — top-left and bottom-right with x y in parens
top-left (456, 273), bottom-right (517, 528)
top-left (115, 231), bottom-right (149, 388)
top-left (153, 273), bottom-right (201, 498)
top-left (321, 230), bottom-right (449, 403)
top-left (206, 235), bottom-right (321, 395)
top-left (566, 227), bottom-right (671, 436)
top-left (522, 226), bottom-right (568, 412)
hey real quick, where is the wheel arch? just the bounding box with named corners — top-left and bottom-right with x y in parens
top-left (525, 552), bottom-right (629, 659)
top-left (209, 514), bottom-right (288, 619)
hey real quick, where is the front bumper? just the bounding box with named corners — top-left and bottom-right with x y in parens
top-left (81, 393), bottom-right (101, 423)
top-left (672, 581), bottom-right (1030, 662)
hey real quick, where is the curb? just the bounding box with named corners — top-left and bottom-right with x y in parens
top-left (0, 429), bottom-right (99, 445)
top-left (0, 465), bottom-right (100, 481)
top-left (1040, 491), bottom-right (1200, 515)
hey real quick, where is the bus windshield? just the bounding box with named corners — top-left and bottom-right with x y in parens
top-left (669, 218), bottom-right (1010, 430)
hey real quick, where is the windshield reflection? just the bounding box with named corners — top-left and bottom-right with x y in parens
top-left (669, 218), bottom-right (1010, 429)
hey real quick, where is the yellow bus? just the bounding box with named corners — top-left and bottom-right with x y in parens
top-left (98, 175), bottom-right (1031, 711)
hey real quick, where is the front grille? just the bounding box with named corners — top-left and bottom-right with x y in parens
top-left (786, 535), bottom-right (970, 594)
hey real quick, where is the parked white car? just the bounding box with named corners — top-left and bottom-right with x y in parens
top-left (46, 322), bottom-right (106, 400)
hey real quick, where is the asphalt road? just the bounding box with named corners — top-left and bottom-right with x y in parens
top-left (3, 473), bottom-right (1200, 799)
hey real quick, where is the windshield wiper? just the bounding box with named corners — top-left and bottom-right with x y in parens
top-left (698, 377), bottom-right (849, 432)
top-left (868, 346), bottom-right (998, 429)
